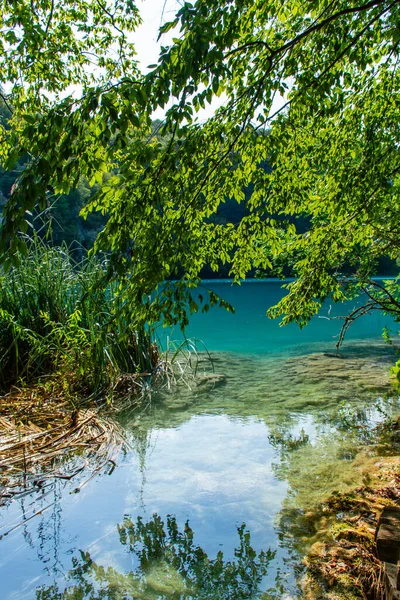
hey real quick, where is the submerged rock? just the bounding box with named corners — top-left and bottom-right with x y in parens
top-left (160, 372), bottom-right (226, 411)
top-left (284, 351), bottom-right (393, 393)
top-left (195, 372), bottom-right (226, 387)
top-left (289, 447), bottom-right (400, 600)
top-left (163, 397), bottom-right (193, 410)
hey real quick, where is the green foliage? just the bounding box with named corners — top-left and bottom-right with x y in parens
top-left (0, 98), bottom-right (105, 252)
top-left (1, 0), bottom-right (400, 326)
top-left (0, 237), bottom-right (158, 395)
top-left (35, 513), bottom-right (274, 599)
top-left (0, 0), bottom-right (139, 109)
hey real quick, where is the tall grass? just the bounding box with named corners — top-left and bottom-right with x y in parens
top-left (0, 238), bottom-right (159, 397)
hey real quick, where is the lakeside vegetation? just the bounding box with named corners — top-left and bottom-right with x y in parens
top-left (0, 237), bottom-right (160, 396)
top-left (0, 238), bottom-right (164, 505)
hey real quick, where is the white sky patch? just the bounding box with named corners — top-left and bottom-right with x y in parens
top-left (134, 0), bottom-right (228, 121)
top-left (134, 0), bottom-right (181, 71)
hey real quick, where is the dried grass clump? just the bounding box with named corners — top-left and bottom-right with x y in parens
top-left (0, 383), bottom-right (128, 507)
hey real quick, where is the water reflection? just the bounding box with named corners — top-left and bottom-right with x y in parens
top-left (1, 340), bottom-right (399, 599)
top-left (35, 514), bottom-right (275, 599)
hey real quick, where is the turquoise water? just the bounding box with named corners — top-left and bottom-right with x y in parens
top-left (0, 281), bottom-right (399, 599)
top-left (163, 280), bottom-right (395, 353)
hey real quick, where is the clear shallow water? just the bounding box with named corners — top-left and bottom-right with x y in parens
top-left (0, 281), bottom-right (399, 599)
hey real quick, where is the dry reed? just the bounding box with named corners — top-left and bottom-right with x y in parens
top-left (0, 382), bottom-right (130, 506)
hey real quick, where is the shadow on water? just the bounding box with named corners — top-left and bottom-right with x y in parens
top-left (35, 514), bottom-right (276, 600)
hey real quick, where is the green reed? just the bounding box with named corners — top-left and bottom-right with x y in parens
top-left (0, 238), bottom-right (159, 397)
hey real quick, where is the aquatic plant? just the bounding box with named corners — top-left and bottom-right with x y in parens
top-left (0, 237), bottom-right (160, 397)
top-left (159, 337), bottom-right (215, 391)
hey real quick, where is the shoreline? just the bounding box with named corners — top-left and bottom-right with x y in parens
top-left (297, 420), bottom-right (400, 599)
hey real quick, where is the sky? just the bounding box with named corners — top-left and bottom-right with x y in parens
top-left (133, 0), bottom-right (227, 122)
top-left (134, 0), bottom-right (181, 71)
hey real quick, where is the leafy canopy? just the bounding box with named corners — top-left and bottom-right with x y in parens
top-left (1, 0), bottom-right (400, 327)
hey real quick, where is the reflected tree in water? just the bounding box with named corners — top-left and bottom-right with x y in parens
top-left (36, 514), bottom-right (274, 599)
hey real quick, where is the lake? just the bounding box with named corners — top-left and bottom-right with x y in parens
top-left (0, 280), bottom-right (399, 599)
